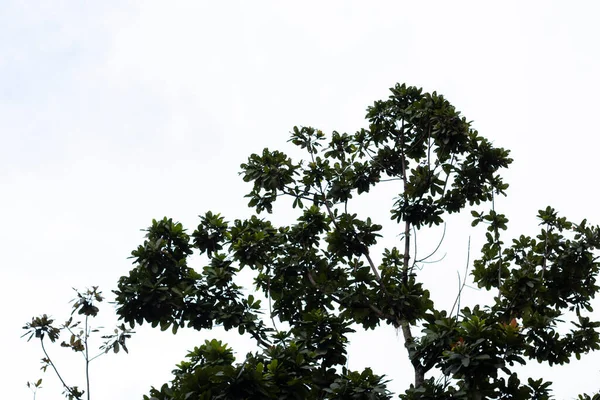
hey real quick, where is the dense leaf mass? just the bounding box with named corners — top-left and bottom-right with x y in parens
top-left (113, 83), bottom-right (600, 399)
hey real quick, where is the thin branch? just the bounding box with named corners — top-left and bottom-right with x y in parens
top-left (414, 223), bottom-right (447, 264)
top-left (402, 222), bottom-right (411, 285)
top-left (417, 253), bottom-right (447, 264)
top-left (427, 124), bottom-right (432, 175)
top-left (455, 271), bottom-right (462, 317)
top-left (412, 226), bottom-right (418, 267)
top-left (377, 177), bottom-right (403, 183)
top-left (88, 352), bottom-right (105, 363)
top-left (440, 155), bottom-right (456, 195)
top-left (84, 315), bottom-right (90, 400)
top-left (236, 356), bottom-right (250, 379)
top-left (363, 251), bottom-right (383, 283)
top-left (40, 338), bottom-right (82, 400)
top-left (450, 236), bottom-right (471, 318)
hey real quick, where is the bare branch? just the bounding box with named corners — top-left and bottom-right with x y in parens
top-left (40, 338), bottom-right (82, 400)
top-left (414, 223), bottom-right (447, 264)
top-left (450, 236), bottom-right (471, 318)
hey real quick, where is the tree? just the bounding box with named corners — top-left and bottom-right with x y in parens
top-left (110, 83), bottom-right (600, 399)
top-left (23, 287), bottom-right (134, 400)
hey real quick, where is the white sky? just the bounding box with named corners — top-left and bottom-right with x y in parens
top-left (2, 1), bottom-right (600, 398)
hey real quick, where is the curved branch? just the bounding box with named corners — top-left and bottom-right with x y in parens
top-left (40, 338), bottom-right (82, 400)
top-left (417, 253), bottom-right (447, 264)
top-left (414, 223), bottom-right (447, 264)
top-left (450, 236), bottom-right (471, 318)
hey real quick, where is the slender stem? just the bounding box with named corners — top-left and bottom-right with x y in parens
top-left (412, 226), bottom-right (418, 272)
top-left (440, 155), bottom-right (455, 196)
top-left (450, 237), bottom-right (471, 318)
top-left (414, 223), bottom-right (446, 264)
top-left (377, 177), bottom-right (403, 183)
top-left (88, 352), bottom-right (105, 363)
top-left (40, 338), bottom-right (81, 400)
top-left (403, 221), bottom-right (411, 285)
top-left (427, 124), bottom-right (431, 174)
top-left (363, 251), bottom-right (383, 283)
top-left (28, 384), bottom-right (38, 400)
top-left (84, 315), bottom-right (90, 400)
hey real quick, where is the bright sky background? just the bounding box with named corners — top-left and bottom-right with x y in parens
top-left (2, 1), bottom-right (600, 399)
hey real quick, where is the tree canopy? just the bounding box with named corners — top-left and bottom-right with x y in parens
top-left (115, 83), bottom-right (600, 399)
top-left (27, 83), bottom-right (600, 399)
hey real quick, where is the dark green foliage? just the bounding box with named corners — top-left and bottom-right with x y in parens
top-left (112, 83), bottom-right (600, 399)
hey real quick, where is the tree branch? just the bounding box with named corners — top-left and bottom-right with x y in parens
top-left (40, 338), bottom-right (82, 400)
top-left (84, 315), bottom-right (90, 400)
top-left (450, 236), bottom-right (471, 318)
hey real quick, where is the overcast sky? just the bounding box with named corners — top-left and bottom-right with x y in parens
top-left (2, 1), bottom-right (600, 399)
